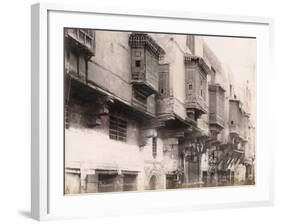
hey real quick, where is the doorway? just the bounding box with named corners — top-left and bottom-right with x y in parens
top-left (149, 175), bottom-right (157, 190)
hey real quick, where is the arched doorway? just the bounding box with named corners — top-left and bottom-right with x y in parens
top-left (149, 175), bottom-right (157, 190)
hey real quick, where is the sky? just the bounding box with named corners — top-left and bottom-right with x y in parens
top-left (203, 36), bottom-right (256, 89)
top-left (203, 35), bottom-right (256, 120)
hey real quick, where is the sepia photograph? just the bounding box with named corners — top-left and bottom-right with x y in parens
top-left (63, 29), bottom-right (256, 194)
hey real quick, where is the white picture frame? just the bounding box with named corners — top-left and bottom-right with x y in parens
top-left (31, 2), bottom-right (275, 221)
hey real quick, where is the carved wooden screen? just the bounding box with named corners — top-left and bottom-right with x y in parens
top-left (158, 64), bottom-right (170, 98)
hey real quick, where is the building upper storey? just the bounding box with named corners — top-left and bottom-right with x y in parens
top-left (64, 29), bottom-right (255, 136)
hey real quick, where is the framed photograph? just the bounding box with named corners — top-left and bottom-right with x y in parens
top-left (31, 2), bottom-right (274, 221)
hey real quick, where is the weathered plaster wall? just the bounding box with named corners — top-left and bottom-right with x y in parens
top-left (87, 31), bottom-right (132, 102)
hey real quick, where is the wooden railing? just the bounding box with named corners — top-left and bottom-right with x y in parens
top-left (67, 28), bottom-right (95, 53)
top-left (209, 113), bottom-right (225, 128)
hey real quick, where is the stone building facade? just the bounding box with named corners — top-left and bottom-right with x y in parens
top-left (64, 29), bottom-right (255, 194)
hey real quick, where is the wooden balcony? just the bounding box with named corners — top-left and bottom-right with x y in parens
top-left (129, 33), bottom-right (165, 58)
top-left (131, 72), bottom-right (158, 96)
top-left (229, 124), bottom-right (247, 143)
top-left (209, 113), bottom-right (224, 131)
top-left (208, 84), bottom-right (225, 132)
top-left (184, 54), bottom-right (210, 120)
top-left (129, 33), bottom-right (165, 96)
top-left (65, 28), bottom-right (95, 57)
top-left (229, 99), bottom-right (247, 142)
top-left (185, 96), bottom-right (208, 115)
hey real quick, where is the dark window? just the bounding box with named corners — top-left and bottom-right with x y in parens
top-left (201, 89), bottom-right (203, 96)
top-left (231, 120), bottom-right (234, 125)
top-left (152, 137), bottom-right (157, 158)
top-left (135, 60), bottom-right (141, 67)
top-left (123, 174), bottom-right (137, 191)
top-left (166, 175), bottom-right (178, 189)
top-left (202, 171), bottom-right (208, 187)
top-left (98, 173), bottom-right (117, 192)
top-left (231, 171), bottom-right (235, 185)
top-left (189, 84), bottom-right (192, 90)
top-left (109, 116), bottom-right (127, 142)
